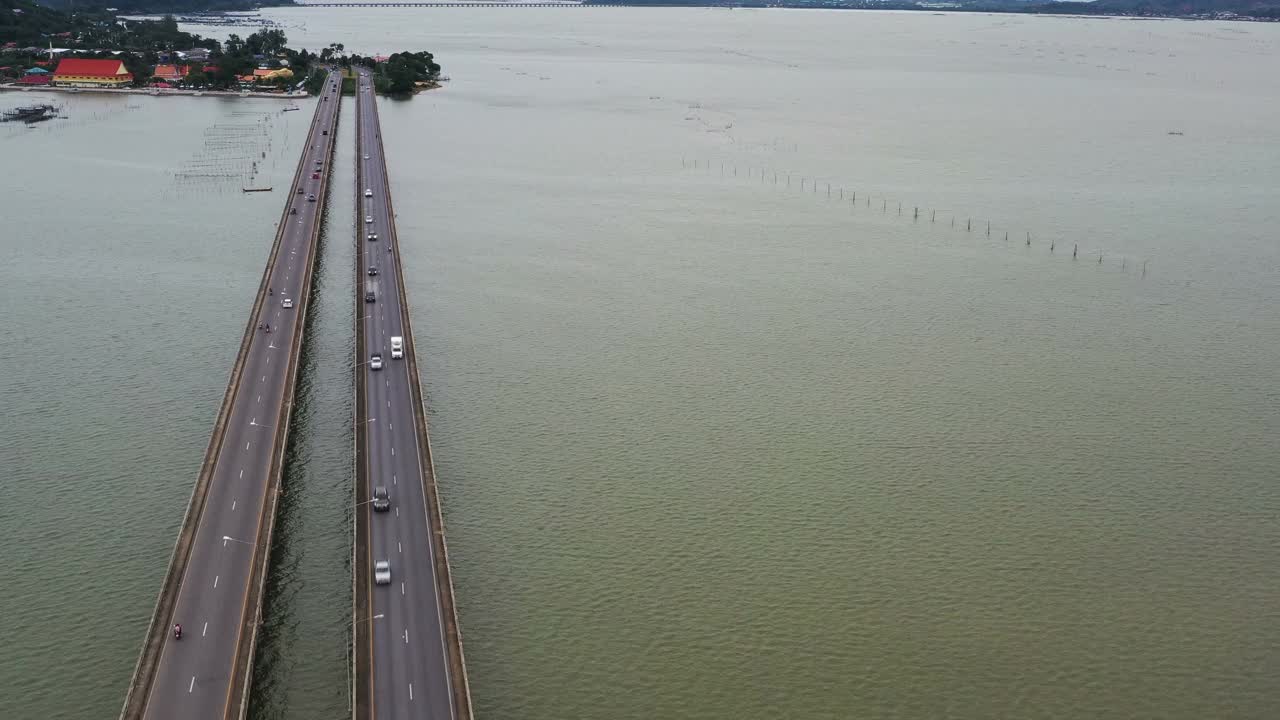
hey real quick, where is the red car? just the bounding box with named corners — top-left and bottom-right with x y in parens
top-left (311, 172), bottom-right (320, 179)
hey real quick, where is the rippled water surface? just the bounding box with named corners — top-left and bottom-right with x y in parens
top-left (4, 8), bottom-right (1280, 719)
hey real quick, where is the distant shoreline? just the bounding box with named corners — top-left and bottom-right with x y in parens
top-left (0, 84), bottom-right (306, 100)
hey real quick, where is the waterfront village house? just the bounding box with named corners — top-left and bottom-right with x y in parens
top-left (53, 58), bottom-right (133, 88)
top-left (152, 64), bottom-right (189, 83)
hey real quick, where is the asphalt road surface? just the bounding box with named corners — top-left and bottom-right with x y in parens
top-left (355, 69), bottom-right (457, 720)
top-left (138, 71), bottom-right (341, 720)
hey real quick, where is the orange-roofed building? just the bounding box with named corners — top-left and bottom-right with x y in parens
top-left (152, 64), bottom-right (189, 83)
top-left (53, 58), bottom-right (133, 88)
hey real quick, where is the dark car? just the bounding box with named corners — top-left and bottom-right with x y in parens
top-left (307, 194), bottom-right (316, 202)
top-left (372, 486), bottom-right (390, 512)
top-left (322, 129), bottom-right (328, 135)
top-left (367, 267), bottom-right (378, 276)
top-left (311, 172), bottom-right (320, 180)
top-left (290, 207), bottom-right (297, 215)
top-left (365, 291), bottom-right (375, 303)
top-left (296, 187), bottom-right (304, 194)
top-left (366, 233), bottom-right (378, 242)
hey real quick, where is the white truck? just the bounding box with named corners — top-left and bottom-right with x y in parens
top-left (390, 336), bottom-right (403, 359)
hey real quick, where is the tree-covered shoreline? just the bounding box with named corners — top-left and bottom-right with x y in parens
top-left (1, 0), bottom-right (441, 96)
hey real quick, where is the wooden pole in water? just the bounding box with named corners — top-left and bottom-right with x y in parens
top-left (840, 188), bottom-right (844, 200)
top-left (1073, 243), bottom-right (1078, 259)
top-left (1099, 254), bottom-right (1103, 264)
top-left (882, 199), bottom-right (887, 212)
top-left (951, 217), bottom-right (955, 228)
top-left (852, 191), bottom-right (856, 204)
top-left (1142, 260), bottom-right (1148, 278)
top-left (827, 183), bottom-right (831, 198)
top-left (914, 207), bottom-right (919, 221)
top-left (932, 210), bottom-right (936, 223)
top-left (1121, 258), bottom-right (1126, 271)
top-left (1050, 239), bottom-right (1054, 252)
top-left (966, 219), bottom-right (971, 232)
top-left (897, 201), bottom-right (902, 216)
top-left (986, 221), bottom-right (990, 237)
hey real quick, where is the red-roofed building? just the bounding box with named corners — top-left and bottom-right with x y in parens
top-left (16, 74), bottom-right (51, 86)
top-left (152, 64), bottom-right (188, 83)
top-left (53, 58), bottom-right (133, 88)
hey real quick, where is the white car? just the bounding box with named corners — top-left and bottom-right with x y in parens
top-left (374, 560), bottom-right (391, 585)
top-left (365, 215), bottom-right (373, 224)
top-left (370, 353), bottom-right (383, 371)
top-left (364, 189), bottom-right (373, 198)
top-left (363, 154), bottom-right (369, 160)
top-left (282, 298), bottom-right (293, 309)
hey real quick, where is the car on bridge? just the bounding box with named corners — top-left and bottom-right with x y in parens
top-left (367, 232), bottom-right (378, 242)
top-left (370, 352), bottom-right (383, 370)
top-left (368, 266), bottom-right (378, 276)
top-left (374, 560), bottom-right (391, 585)
top-left (365, 188), bottom-right (373, 197)
top-left (373, 486), bottom-right (390, 512)
top-left (365, 215), bottom-right (373, 224)
top-left (282, 298), bottom-right (293, 309)
top-left (365, 290), bottom-right (376, 303)
top-left (307, 194), bottom-right (316, 202)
